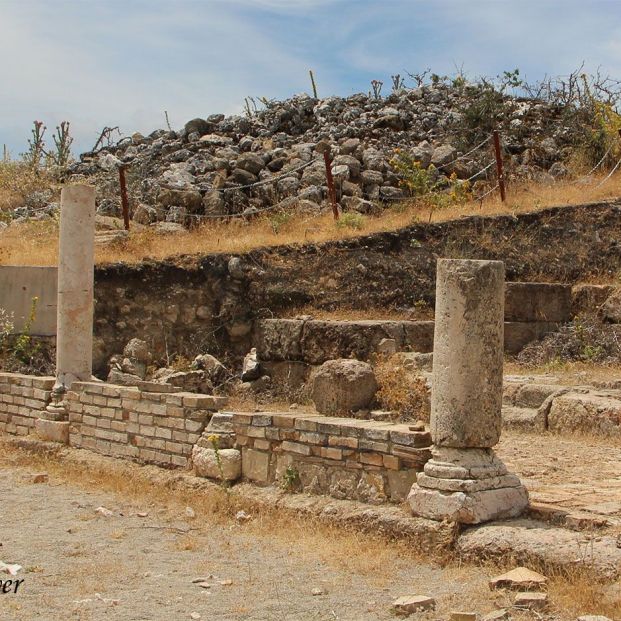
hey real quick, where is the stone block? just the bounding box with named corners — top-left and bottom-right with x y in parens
top-left (35, 418), bottom-right (69, 444)
top-left (311, 359), bottom-right (377, 415)
top-left (242, 448), bottom-right (271, 482)
top-left (505, 282), bottom-right (571, 322)
top-left (192, 446), bottom-right (241, 481)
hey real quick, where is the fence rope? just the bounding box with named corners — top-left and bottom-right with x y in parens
top-left (434, 135), bottom-right (492, 172)
top-left (595, 154), bottom-right (621, 188)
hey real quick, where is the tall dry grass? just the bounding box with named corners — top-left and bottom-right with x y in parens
top-left (1, 172), bottom-right (620, 267)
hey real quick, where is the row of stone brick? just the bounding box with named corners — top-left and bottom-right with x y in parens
top-left (0, 373), bottom-right (54, 435)
top-left (66, 381), bottom-right (225, 468)
top-left (232, 412), bottom-right (431, 471)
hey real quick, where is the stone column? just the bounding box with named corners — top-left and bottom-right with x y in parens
top-left (36, 185), bottom-right (95, 445)
top-left (408, 259), bottom-right (528, 524)
top-left (55, 184), bottom-right (96, 389)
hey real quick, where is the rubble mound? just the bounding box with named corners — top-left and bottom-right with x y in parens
top-left (64, 82), bottom-right (581, 226)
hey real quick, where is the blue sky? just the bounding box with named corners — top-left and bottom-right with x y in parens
top-left (1, 0), bottom-right (621, 156)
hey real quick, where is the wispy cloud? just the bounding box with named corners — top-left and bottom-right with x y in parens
top-left (1, 0), bottom-right (621, 155)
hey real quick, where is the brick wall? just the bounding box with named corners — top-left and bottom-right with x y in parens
top-left (233, 412), bottom-right (432, 504)
top-left (66, 382), bottom-right (226, 468)
top-left (0, 372), bottom-right (54, 435)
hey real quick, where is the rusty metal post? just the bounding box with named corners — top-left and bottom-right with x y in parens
top-left (118, 165), bottom-right (130, 230)
top-left (493, 130), bottom-right (506, 202)
top-left (322, 146), bottom-right (339, 220)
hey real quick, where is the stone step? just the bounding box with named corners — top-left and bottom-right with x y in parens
top-left (502, 405), bottom-right (545, 432)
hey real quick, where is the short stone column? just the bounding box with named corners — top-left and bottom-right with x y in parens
top-left (36, 185), bottom-right (95, 445)
top-left (407, 259), bottom-right (528, 524)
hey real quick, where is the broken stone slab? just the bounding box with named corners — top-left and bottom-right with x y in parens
top-left (489, 567), bottom-right (547, 591)
top-left (391, 595), bottom-right (435, 615)
top-left (191, 446), bottom-right (241, 481)
top-left (576, 616), bottom-right (614, 621)
top-left (457, 519), bottom-right (621, 579)
top-left (513, 591), bottom-right (548, 610)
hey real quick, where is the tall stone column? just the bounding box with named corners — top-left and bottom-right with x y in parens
top-left (36, 185), bottom-right (95, 445)
top-left (55, 184), bottom-right (95, 389)
top-left (408, 259), bottom-right (528, 524)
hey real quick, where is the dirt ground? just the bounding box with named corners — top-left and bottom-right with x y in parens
top-left (2, 439), bottom-right (620, 621)
top-left (498, 432), bottom-right (621, 529)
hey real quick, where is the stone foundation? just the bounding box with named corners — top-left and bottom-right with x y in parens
top-left (233, 412), bottom-right (432, 503)
top-left (66, 381), bottom-right (225, 467)
top-left (0, 373), bottom-right (54, 435)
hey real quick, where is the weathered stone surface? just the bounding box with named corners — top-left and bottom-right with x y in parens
top-left (192, 446), bottom-right (241, 481)
top-left (311, 359), bottom-right (377, 415)
top-left (431, 259), bottom-right (504, 448)
top-left (489, 566), bottom-right (548, 591)
top-left (504, 321), bottom-right (560, 354)
top-left (548, 391), bottom-right (621, 436)
top-left (572, 284), bottom-right (614, 316)
top-left (241, 448), bottom-right (271, 482)
top-left (601, 288), bottom-right (621, 323)
top-left (392, 595), bottom-right (436, 615)
top-left (35, 418), bottom-right (69, 444)
top-left (253, 319), bottom-right (304, 361)
top-left (408, 485), bottom-right (529, 524)
top-left (206, 412), bottom-right (234, 434)
top-left (514, 591), bottom-right (548, 610)
top-left (505, 282), bottom-right (571, 322)
top-left (457, 519), bottom-right (621, 579)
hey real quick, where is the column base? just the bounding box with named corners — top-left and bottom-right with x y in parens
top-left (408, 447), bottom-right (528, 524)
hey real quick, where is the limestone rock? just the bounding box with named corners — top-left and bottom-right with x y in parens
top-left (489, 567), bottom-right (548, 591)
top-left (192, 446), bottom-right (241, 481)
top-left (392, 595), bottom-right (435, 615)
top-left (241, 348), bottom-right (261, 381)
top-left (601, 288), bottom-right (621, 323)
top-left (311, 359), bottom-right (378, 415)
top-left (513, 591), bottom-right (547, 610)
top-left (481, 610), bottom-right (509, 621)
top-left (431, 144), bottom-right (457, 167)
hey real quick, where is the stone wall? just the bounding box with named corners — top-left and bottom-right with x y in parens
top-left (0, 372), bottom-right (54, 434)
top-left (233, 411), bottom-right (432, 503)
top-left (0, 266), bottom-right (58, 336)
top-left (66, 381), bottom-right (225, 468)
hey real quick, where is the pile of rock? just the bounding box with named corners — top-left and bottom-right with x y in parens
top-left (59, 82), bottom-right (577, 226)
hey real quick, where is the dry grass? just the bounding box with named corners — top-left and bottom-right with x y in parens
top-left (373, 354), bottom-right (431, 421)
top-left (0, 161), bottom-right (57, 213)
top-left (505, 358), bottom-right (621, 386)
top-left (1, 172), bottom-right (620, 266)
top-left (282, 304), bottom-right (433, 321)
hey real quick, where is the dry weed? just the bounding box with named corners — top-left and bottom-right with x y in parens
top-left (1, 172), bottom-right (620, 266)
top-left (373, 354), bottom-right (431, 421)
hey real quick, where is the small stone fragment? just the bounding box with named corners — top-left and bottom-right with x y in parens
top-left (220, 579), bottom-right (233, 586)
top-left (481, 610), bottom-right (509, 621)
top-left (576, 616), bottom-right (613, 621)
top-left (0, 562), bottom-right (22, 575)
top-left (190, 613), bottom-right (201, 620)
top-left (196, 582), bottom-right (212, 589)
top-left (32, 473), bottom-right (49, 484)
top-left (489, 567), bottom-right (547, 591)
top-left (392, 595), bottom-right (436, 615)
top-left (514, 591), bottom-right (548, 610)
top-left (312, 587), bottom-right (323, 596)
top-left (95, 506), bottom-right (113, 517)
top-left (185, 507), bottom-right (196, 519)
top-left (235, 510), bottom-right (252, 522)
